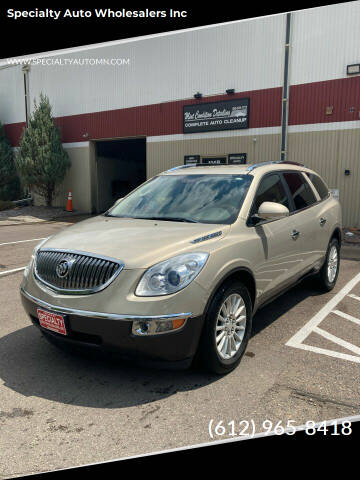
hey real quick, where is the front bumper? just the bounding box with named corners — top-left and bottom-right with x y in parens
top-left (20, 287), bottom-right (205, 368)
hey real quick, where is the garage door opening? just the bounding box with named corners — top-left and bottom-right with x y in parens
top-left (95, 138), bottom-right (146, 212)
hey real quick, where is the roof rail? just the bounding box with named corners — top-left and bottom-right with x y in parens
top-left (280, 161), bottom-right (305, 167)
top-left (245, 161), bottom-right (278, 172)
top-left (164, 164), bottom-right (195, 172)
top-left (246, 160), bottom-right (304, 172)
top-left (164, 160), bottom-right (305, 174)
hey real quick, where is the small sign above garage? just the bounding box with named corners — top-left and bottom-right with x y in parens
top-left (183, 98), bottom-right (250, 134)
top-left (184, 155), bottom-right (200, 165)
top-left (228, 153), bottom-right (247, 164)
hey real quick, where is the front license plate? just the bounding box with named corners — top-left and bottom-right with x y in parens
top-left (37, 308), bottom-right (67, 336)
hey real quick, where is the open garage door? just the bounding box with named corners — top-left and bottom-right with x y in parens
top-left (95, 138), bottom-right (146, 213)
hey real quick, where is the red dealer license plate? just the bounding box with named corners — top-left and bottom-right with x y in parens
top-left (37, 308), bottom-right (67, 336)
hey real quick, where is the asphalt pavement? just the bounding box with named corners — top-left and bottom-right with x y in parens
top-left (0, 219), bottom-right (359, 477)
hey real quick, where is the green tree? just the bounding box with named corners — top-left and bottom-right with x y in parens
top-left (16, 93), bottom-right (71, 206)
top-left (0, 122), bottom-right (22, 200)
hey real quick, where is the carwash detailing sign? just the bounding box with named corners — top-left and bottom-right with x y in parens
top-left (183, 98), bottom-right (249, 134)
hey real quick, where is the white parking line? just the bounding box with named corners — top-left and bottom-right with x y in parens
top-left (348, 293), bottom-right (360, 302)
top-left (0, 266), bottom-right (26, 277)
top-left (332, 310), bottom-right (360, 326)
top-left (286, 272), bottom-right (360, 363)
top-left (285, 343), bottom-right (360, 364)
top-left (313, 326), bottom-right (360, 355)
top-left (0, 238), bottom-right (46, 247)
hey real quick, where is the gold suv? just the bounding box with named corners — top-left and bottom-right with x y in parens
top-left (20, 161), bottom-right (342, 374)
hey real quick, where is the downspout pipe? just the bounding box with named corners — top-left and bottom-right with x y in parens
top-left (281, 12), bottom-right (292, 162)
top-left (21, 64), bottom-right (30, 126)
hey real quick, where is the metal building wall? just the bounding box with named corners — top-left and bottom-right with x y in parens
top-left (0, 3), bottom-right (359, 225)
top-left (287, 1), bottom-right (360, 227)
top-left (0, 65), bottom-right (26, 124)
top-left (26, 14), bottom-right (285, 119)
top-left (147, 133), bottom-right (282, 178)
top-left (290, 2), bottom-right (360, 85)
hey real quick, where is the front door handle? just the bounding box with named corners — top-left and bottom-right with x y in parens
top-left (320, 217), bottom-right (327, 226)
top-left (291, 229), bottom-right (300, 240)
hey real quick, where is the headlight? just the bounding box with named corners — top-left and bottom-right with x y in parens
top-left (135, 252), bottom-right (209, 296)
top-left (24, 237), bottom-right (49, 278)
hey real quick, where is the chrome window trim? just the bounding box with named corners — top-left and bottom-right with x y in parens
top-left (34, 248), bottom-right (125, 295)
top-left (20, 287), bottom-right (193, 322)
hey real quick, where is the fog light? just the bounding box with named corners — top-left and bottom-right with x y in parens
top-left (132, 317), bottom-right (187, 336)
top-left (134, 321), bottom-right (151, 335)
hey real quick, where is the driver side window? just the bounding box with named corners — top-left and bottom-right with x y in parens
top-left (252, 173), bottom-right (290, 215)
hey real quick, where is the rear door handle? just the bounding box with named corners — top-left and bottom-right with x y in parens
top-left (291, 229), bottom-right (300, 240)
top-left (320, 217), bottom-right (327, 226)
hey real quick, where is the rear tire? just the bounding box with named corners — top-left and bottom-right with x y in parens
top-left (316, 237), bottom-right (340, 292)
top-left (197, 281), bottom-right (252, 375)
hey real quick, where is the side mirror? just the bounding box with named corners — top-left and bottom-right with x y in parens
top-left (255, 201), bottom-right (289, 221)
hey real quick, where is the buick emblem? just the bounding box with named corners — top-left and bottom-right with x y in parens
top-left (55, 259), bottom-right (74, 278)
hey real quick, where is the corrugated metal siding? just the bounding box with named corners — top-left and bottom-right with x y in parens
top-left (287, 130), bottom-right (340, 187)
top-left (288, 128), bottom-right (360, 227)
top-left (291, 2), bottom-right (360, 85)
top-left (0, 65), bottom-right (26, 124)
top-left (288, 77), bottom-right (360, 125)
top-left (337, 129), bottom-right (360, 227)
top-left (50, 146), bottom-right (91, 211)
top-left (147, 134), bottom-right (281, 177)
top-left (1, 2), bottom-right (359, 226)
top-left (2, 14), bottom-right (285, 121)
top-left (4, 87), bottom-right (283, 146)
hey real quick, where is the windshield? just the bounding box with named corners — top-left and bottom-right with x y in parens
top-left (106, 174), bottom-right (253, 224)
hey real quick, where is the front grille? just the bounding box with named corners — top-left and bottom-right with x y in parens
top-left (34, 249), bottom-right (124, 294)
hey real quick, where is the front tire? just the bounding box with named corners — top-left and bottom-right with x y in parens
top-left (198, 281), bottom-right (252, 374)
top-left (317, 237), bottom-right (340, 291)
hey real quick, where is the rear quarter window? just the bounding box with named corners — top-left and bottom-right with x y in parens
top-left (282, 172), bottom-right (317, 210)
top-left (305, 173), bottom-right (329, 200)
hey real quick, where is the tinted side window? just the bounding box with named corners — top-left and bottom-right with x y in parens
top-left (283, 172), bottom-right (317, 210)
top-left (252, 174), bottom-right (290, 213)
top-left (306, 173), bottom-right (329, 200)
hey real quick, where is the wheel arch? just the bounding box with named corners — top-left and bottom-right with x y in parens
top-left (331, 226), bottom-right (342, 245)
top-left (203, 267), bottom-right (257, 318)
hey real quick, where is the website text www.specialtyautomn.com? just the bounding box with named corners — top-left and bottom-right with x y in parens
top-left (6, 57), bottom-right (131, 67)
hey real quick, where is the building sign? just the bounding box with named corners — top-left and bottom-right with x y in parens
top-left (183, 98), bottom-right (249, 134)
top-left (228, 153), bottom-right (247, 164)
top-left (184, 155), bottom-right (200, 165)
top-left (202, 157), bottom-right (227, 165)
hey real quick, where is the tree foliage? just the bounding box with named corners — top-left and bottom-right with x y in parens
top-left (16, 93), bottom-right (71, 206)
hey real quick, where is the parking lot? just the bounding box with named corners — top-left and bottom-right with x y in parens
top-left (1, 218), bottom-right (360, 477)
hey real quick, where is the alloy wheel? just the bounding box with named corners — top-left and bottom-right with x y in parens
top-left (327, 245), bottom-right (338, 283)
top-left (215, 293), bottom-right (247, 360)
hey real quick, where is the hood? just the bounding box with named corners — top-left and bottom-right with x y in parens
top-left (42, 215), bottom-right (229, 268)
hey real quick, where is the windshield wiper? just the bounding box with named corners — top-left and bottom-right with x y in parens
top-left (133, 216), bottom-right (200, 223)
